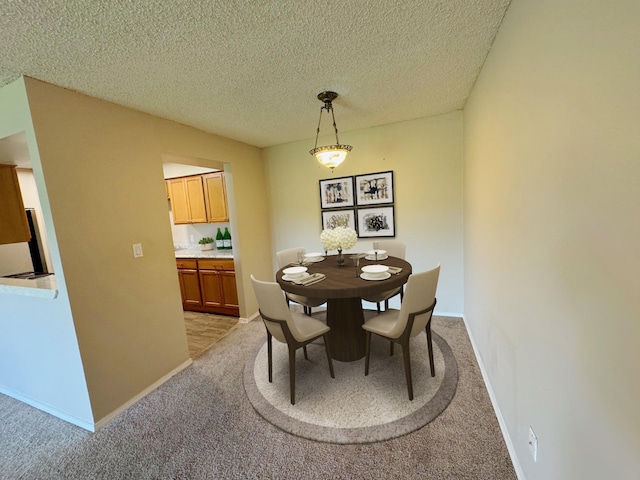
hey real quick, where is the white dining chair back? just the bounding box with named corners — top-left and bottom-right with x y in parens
top-left (251, 275), bottom-right (300, 342)
top-left (276, 247), bottom-right (305, 268)
top-left (373, 240), bottom-right (406, 259)
top-left (364, 240), bottom-right (408, 311)
top-left (251, 274), bottom-right (334, 404)
top-left (362, 264), bottom-right (441, 400)
top-left (275, 247), bottom-right (326, 316)
top-left (386, 265), bottom-right (440, 339)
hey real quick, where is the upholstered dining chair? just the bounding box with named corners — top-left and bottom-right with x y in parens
top-left (373, 240), bottom-right (406, 260)
top-left (362, 264), bottom-right (440, 401)
top-left (276, 247), bottom-right (327, 316)
top-left (251, 275), bottom-right (334, 405)
top-left (362, 240), bottom-right (407, 312)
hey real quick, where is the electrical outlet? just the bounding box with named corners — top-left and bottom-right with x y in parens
top-left (528, 426), bottom-right (538, 462)
top-left (132, 243), bottom-right (143, 258)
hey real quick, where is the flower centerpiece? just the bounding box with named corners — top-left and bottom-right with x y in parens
top-left (320, 226), bottom-right (357, 266)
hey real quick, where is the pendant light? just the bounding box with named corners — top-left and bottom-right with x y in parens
top-left (309, 91), bottom-right (352, 170)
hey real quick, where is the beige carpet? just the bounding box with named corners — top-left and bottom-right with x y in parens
top-left (0, 314), bottom-right (517, 479)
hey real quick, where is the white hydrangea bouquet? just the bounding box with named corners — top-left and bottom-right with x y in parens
top-left (320, 226), bottom-right (357, 266)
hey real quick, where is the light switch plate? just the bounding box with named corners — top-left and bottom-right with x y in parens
top-left (132, 243), bottom-right (143, 258)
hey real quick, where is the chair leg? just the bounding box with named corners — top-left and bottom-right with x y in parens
top-left (426, 325), bottom-right (435, 377)
top-left (267, 332), bottom-right (273, 383)
top-left (364, 331), bottom-right (372, 376)
top-left (303, 345), bottom-right (309, 360)
top-left (384, 299), bottom-right (389, 311)
top-left (376, 302), bottom-right (381, 313)
top-left (288, 346), bottom-right (296, 405)
top-left (401, 340), bottom-right (414, 401)
top-left (323, 334), bottom-right (335, 378)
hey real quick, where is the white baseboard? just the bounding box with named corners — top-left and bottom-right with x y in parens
top-left (240, 311), bottom-right (260, 324)
top-left (461, 314), bottom-right (526, 480)
top-left (0, 385), bottom-right (95, 431)
top-left (434, 310), bottom-right (464, 318)
top-left (94, 358), bottom-right (192, 430)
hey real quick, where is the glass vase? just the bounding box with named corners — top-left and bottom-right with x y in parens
top-left (336, 248), bottom-right (345, 267)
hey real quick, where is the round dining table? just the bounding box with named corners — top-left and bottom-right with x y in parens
top-left (276, 254), bottom-right (412, 362)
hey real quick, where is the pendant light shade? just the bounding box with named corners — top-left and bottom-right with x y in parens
top-left (310, 91), bottom-right (352, 170)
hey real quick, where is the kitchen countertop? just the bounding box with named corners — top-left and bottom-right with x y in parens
top-left (0, 274), bottom-right (58, 299)
top-left (174, 248), bottom-right (234, 259)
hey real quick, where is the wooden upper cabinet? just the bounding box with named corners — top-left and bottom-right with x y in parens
top-left (203, 172), bottom-right (229, 223)
top-left (185, 176), bottom-right (207, 223)
top-left (167, 172), bottom-right (229, 224)
top-left (167, 178), bottom-right (191, 224)
top-left (167, 175), bottom-right (207, 224)
top-left (0, 165), bottom-right (31, 245)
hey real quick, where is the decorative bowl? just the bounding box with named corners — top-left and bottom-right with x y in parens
top-left (283, 266), bottom-right (308, 278)
top-left (361, 265), bottom-right (389, 277)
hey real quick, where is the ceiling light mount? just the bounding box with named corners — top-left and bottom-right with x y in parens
top-left (310, 91), bottom-right (352, 171)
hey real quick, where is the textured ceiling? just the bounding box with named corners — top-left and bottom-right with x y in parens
top-left (0, 0), bottom-right (511, 149)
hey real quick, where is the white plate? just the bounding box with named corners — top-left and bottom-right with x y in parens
top-left (364, 254), bottom-right (388, 261)
top-left (283, 272), bottom-right (310, 282)
top-left (360, 272), bottom-right (391, 281)
top-left (304, 256), bottom-right (324, 263)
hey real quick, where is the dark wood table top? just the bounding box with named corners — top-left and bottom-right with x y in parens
top-left (276, 254), bottom-right (412, 299)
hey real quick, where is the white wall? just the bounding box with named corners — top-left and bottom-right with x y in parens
top-left (263, 111), bottom-right (463, 315)
top-left (0, 78), bottom-right (93, 428)
top-left (464, 1), bottom-right (640, 479)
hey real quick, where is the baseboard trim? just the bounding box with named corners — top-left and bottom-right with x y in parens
top-left (94, 358), bottom-right (193, 431)
top-left (461, 314), bottom-right (526, 480)
top-left (0, 385), bottom-right (95, 431)
top-left (434, 310), bottom-right (464, 318)
top-left (240, 311), bottom-right (260, 324)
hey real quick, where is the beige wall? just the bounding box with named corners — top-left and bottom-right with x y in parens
top-left (263, 111), bottom-right (463, 314)
top-left (464, 1), bottom-right (640, 478)
top-left (16, 78), bottom-right (271, 423)
top-left (0, 78), bottom-right (93, 427)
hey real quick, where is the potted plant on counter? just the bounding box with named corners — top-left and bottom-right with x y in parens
top-left (198, 237), bottom-right (215, 251)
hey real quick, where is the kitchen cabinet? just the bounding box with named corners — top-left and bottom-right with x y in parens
top-left (176, 259), bottom-right (202, 309)
top-left (202, 172), bottom-right (229, 222)
top-left (175, 257), bottom-right (239, 316)
top-left (0, 165), bottom-right (31, 245)
top-left (198, 258), bottom-right (239, 316)
top-left (167, 172), bottom-right (228, 224)
top-left (167, 176), bottom-right (207, 224)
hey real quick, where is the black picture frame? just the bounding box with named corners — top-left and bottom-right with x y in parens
top-left (321, 209), bottom-right (357, 231)
top-left (355, 171), bottom-right (394, 206)
top-left (356, 206), bottom-right (395, 238)
top-left (319, 176), bottom-right (355, 209)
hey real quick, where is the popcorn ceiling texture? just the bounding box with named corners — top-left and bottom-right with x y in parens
top-left (0, 0), bottom-right (511, 147)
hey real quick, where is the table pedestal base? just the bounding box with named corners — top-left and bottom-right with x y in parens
top-left (325, 297), bottom-right (366, 362)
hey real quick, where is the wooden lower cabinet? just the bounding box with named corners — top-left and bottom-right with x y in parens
top-left (176, 257), bottom-right (239, 316)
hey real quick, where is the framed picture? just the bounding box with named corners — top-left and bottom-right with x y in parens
top-left (319, 176), bottom-right (355, 209)
top-left (355, 171), bottom-right (394, 206)
top-left (322, 209), bottom-right (357, 231)
top-left (357, 206), bottom-right (395, 238)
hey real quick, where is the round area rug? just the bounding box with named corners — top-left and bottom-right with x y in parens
top-left (243, 323), bottom-right (458, 444)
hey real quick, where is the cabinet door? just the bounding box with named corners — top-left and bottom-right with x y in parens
top-left (178, 269), bottom-right (202, 308)
top-left (167, 178), bottom-right (191, 224)
top-left (199, 270), bottom-right (224, 308)
top-left (220, 271), bottom-right (239, 308)
top-left (185, 176), bottom-right (207, 223)
top-left (0, 165), bottom-right (31, 245)
top-left (203, 172), bottom-right (229, 222)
